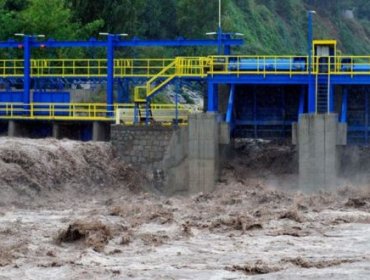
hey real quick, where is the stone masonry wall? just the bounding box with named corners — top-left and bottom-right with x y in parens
top-left (110, 125), bottom-right (174, 168)
top-left (111, 113), bottom-right (223, 195)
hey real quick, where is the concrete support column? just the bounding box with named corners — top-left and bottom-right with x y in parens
top-left (8, 120), bottom-right (23, 137)
top-left (92, 122), bottom-right (107, 141)
top-left (188, 113), bottom-right (219, 194)
top-left (52, 122), bottom-right (62, 139)
top-left (296, 114), bottom-right (347, 191)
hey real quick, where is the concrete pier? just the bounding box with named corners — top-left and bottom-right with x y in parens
top-left (188, 113), bottom-right (219, 194)
top-left (92, 121), bottom-right (108, 141)
top-left (293, 114), bottom-right (347, 191)
top-left (52, 122), bottom-right (61, 139)
top-left (8, 121), bottom-right (23, 137)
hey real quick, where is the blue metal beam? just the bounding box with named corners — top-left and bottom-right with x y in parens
top-left (0, 38), bottom-right (243, 49)
top-left (209, 74), bottom-right (310, 85)
top-left (0, 40), bottom-right (19, 48)
top-left (331, 75), bottom-right (370, 85)
top-left (115, 38), bottom-right (243, 48)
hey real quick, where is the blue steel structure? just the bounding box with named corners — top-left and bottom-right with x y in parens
top-left (0, 33), bottom-right (243, 139)
top-left (206, 37), bottom-right (370, 144)
top-left (0, 34), bottom-right (243, 112)
top-left (2, 30), bottom-right (370, 144)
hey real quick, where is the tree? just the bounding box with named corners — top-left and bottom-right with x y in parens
top-left (177, 0), bottom-right (218, 38)
top-left (0, 0), bottom-right (24, 39)
top-left (139, 0), bottom-right (177, 39)
top-left (19, 0), bottom-right (79, 39)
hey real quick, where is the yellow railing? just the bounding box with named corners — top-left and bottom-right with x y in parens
top-left (31, 59), bottom-right (107, 77)
top-left (145, 59), bottom-right (177, 100)
top-left (0, 102), bottom-right (113, 120)
top-left (30, 58), bottom-right (176, 78)
top-left (134, 86), bottom-right (147, 103)
top-left (0, 60), bottom-right (24, 77)
top-left (116, 103), bottom-right (190, 125)
top-left (314, 56), bottom-right (370, 76)
top-left (2, 56), bottom-right (370, 78)
top-left (209, 55), bottom-right (370, 76)
top-left (114, 58), bottom-right (175, 77)
top-left (176, 57), bottom-right (209, 77)
top-left (0, 102), bottom-right (191, 124)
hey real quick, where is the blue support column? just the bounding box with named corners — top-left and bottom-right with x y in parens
top-left (340, 87), bottom-right (348, 123)
top-left (307, 11), bottom-right (315, 114)
top-left (308, 11), bottom-right (313, 75)
top-left (106, 35), bottom-right (114, 117)
top-left (23, 35), bottom-right (31, 115)
top-left (207, 81), bottom-right (218, 112)
top-left (226, 84), bottom-right (235, 123)
top-left (308, 76), bottom-right (316, 113)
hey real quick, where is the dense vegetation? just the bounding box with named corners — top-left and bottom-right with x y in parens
top-left (0, 0), bottom-right (370, 57)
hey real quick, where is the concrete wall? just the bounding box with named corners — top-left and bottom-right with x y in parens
top-left (111, 113), bottom-right (223, 195)
top-left (161, 127), bottom-right (189, 194)
top-left (294, 114), bottom-right (347, 192)
top-left (110, 125), bottom-right (174, 168)
top-left (188, 113), bottom-right (219, 194)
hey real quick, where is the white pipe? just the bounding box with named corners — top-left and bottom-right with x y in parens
top-left (219, 0), bottom-right (222, 29)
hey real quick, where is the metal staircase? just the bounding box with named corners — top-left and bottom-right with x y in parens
top-left (316, 73), bottom-right (330, 113)
top-left (133, 57), bottom-right (209, 103)
top-left (134, 59), bottom-right (177, 103)
top-left (134, 103), bottom-right (153, 123)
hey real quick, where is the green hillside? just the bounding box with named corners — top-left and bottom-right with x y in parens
top-left (1, 0), bottom-right (370, 56)
top-left (223, 0), bottom-right (370, 55)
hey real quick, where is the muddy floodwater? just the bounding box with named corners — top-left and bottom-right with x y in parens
top-left (1, 188), bottom-right (370, 279)
top-left (0, 138), bottom-right (370, 279)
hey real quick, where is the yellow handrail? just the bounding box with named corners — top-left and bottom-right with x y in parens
top-left (0, 102), bottom-right (190, 124)
top-left (2, 56), bottom-right (370, 78)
